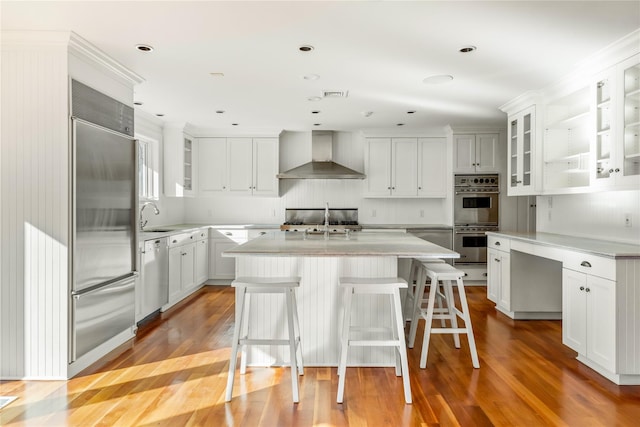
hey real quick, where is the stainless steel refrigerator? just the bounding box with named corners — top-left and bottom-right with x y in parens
top-left (70, 80), bottom-right (137, 362)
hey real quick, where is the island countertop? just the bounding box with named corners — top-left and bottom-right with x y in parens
top-left (223, 231), bottom-right (459, 258)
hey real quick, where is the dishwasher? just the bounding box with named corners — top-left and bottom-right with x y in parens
top-left (141, 237), bottom-right (169, 320)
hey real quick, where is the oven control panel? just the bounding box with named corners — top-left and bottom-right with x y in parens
top-left (455, 174), bottom-right (499, 189)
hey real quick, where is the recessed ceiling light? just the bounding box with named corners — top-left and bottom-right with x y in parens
top-left (232, 123), bottom-right (239, 126)
top-left (134, 102), bottom-right (143, 106)
top-left (210, 72), bottom-right (225, 77)
top-left (216, 110), bottom-right (225, 114)
top-left (156, 113), bottom-right (164, 117)
top-left (299, 45), bottom-right (314, 52)
top-left (459, 45), bottom-right (476, 53)
top-left (311, 110), bottom-right (321, 114)
top-left (308, 96), bottom-right (322, 102)
top-left (423, 75), bottom-right (454, 84)
top-left (135, 44), bottom-right (154, 52)
top-left (407, 110), bottom-right (416, 114)
top-left (303, 74), bottom-right (320, 80)
top-left (362, 111), bottom-right (373, 117)
top-left (396, 123), bottom-right (405, 126)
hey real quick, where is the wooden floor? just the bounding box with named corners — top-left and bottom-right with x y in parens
top-left (2, 285), bottom-right (640, 426)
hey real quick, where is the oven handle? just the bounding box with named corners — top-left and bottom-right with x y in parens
top-left (455, 191), bottom-right (500, 195)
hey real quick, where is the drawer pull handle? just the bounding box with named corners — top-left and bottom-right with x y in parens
top-left (225, 232), bottom-right (232, 236)
top-left (260, 232), bottom-right (266, 235)
top-left (172, 240), bottom-right (177, 244)
top-left (495, 258), bottom-right (500, 262)
top-left (580, 261), bottom-right (592, 268)
top-left (495, 241), bottom-right (501, 246)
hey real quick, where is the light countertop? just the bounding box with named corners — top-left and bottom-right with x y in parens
top-left (487, 231), bottom-right (640, 259)
top-left (223, 231), bottom-right (459, 258)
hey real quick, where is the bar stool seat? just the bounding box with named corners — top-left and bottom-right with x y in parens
top-left (417, 263), bottom-right (480, 369)
top-left (225, 276), bottom-right (304, 403)
top-left (337, 277), bottom-right (411, 404)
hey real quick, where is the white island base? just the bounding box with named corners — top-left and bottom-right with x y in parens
top-left (235, 256), bottom-right (402, 367)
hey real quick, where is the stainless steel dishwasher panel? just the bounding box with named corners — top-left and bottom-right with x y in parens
top-left (142, 237), bottom-right (169, 317)
top-left (71, 275), bottom-right (135, 361)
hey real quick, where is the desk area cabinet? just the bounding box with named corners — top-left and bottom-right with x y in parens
top-left (486, 231), bottom-right (640, 385)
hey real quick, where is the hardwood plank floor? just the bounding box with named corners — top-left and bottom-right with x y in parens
top-left (1, 285), bottom-right (639, 426)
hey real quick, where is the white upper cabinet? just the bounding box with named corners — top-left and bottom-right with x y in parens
top-left (453, 133), bottom-right (499, 173)
top-left (363, 138), bottom-right (393, 197)
top-left (164, 124), bottom-right (196, 197)
top-left (418, 138), bottom-right (447, 197)
top-left (506, 106), bottom-right (539, 196)
top-left (592, 53), bottom-right (640, 190)
top-left (197, 136), bottom-right (279, 197)
top-left (391, 138), bottom-right (418, 196)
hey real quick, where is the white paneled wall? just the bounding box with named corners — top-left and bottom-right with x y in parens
top-left (1, 40), bottom-right (70, 379)
top-left (537, 191), bottom-right (640, 244)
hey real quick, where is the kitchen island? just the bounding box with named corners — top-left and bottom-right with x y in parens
top-left (223, 231), bottom-right (458, 367)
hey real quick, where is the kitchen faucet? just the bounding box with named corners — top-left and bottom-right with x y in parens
top-left (139, 201), bottom-right (160, 231)
top-left (324, 202), bottom-right (330, 238)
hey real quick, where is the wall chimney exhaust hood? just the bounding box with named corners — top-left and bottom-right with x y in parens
top-left (277, 131), bottom-right (366, 179)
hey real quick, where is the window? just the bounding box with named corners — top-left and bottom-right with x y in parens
top-left (138, 136), bottom-right (159, 200)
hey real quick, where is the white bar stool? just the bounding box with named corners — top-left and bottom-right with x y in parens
top-left (337, 277), bottom-right (411, 404)
top-left (225, 276), bottom-right (304, 403)
top-left (418, 263), bottom-right (480, 369)
top-left (405, 258), bottom-right (448, 348)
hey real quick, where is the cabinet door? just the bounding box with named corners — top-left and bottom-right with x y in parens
top-left (252, 138), bottom-right (279, 196)
top-left (195, 239), bottom-right (209, 286)
top-left (212, 241), bottom-right (237, 279)
top-left (453, 135), bottom-right (476, 173)
top-left (592, 67), bottom-right (616, 189)
top-left (168, 246), bottom-right (183, 300)
top-left (227, 138), bottom-right (253, 194)
top-left (508, 107), bottom-right (536, 195)
top-left (476, 134), bottom-right (499, 172)
top-left (497, 251), bottom-right (511, 312)
top-left (585, 275), bottom-right (616, 372)
top-left (562, 268), bottom-right (587, 354)
top-left (181, 243), bottom-right (196, 291)
top-left (364, 138), bottom-right (392, 196)
top-left (391, 138), bottom-right (418, 196)
top-left (417, 138), bottom-right (447, 197)
top-left (616, 54), bottom-right (640, 189)
top-left (198, 137), bottom-right (228, 195)
top-left (487, 248), bottom-right (500, 303)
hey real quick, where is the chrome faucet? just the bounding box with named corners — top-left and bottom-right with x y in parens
top-left (324, 202), bottom-right (330, 238)
top-left (139, 201), bottom-right (160, 231)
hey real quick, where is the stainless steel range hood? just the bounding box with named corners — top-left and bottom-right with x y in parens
top-left (277, 131), bottom-right (365, 179)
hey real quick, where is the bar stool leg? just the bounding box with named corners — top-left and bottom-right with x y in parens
top-left (291, 288), bottom-right (304, 376)
top-left (285, 288), bottom-right (300, 402)
top-left (419, 279), bottom-right (439, 369)
top-left (408, 267), bottom-right (425, 348)
top-left (443, 280), bottom-right (461, 348)
top-left (337, 287), bottom-right (353, 403)
top-left (240, 292), bottom-right (251, 375)
top-left (226, 287), bottom-right (247, 402)
top-left (392, 287), bottom-right (412, 404)
top-left (389, 293), bottom-right (401, 376)
top-left (456, 277), bottom-right (480, 368)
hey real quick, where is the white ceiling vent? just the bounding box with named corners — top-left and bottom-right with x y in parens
top-left (322, 90), bottom-right (349, 98)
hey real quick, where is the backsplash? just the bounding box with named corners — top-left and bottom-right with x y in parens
top-left (537, 190), bottom-right (640, 244)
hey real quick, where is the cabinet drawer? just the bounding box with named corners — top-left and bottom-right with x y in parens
top-left (168, 232), bottom-right (196, 247)
top-left (210, 229), bottom-right (249, 243)
top-left (563, 252), bottom-right (616, 281)
top-left (192, 228), bottom-right (209, 241)
top-left (488, 236), bottom-right (510, 252)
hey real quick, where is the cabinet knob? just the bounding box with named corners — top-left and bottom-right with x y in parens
top-left (580, 286), bottom-right (585, 291)
top-left (392, 187), bottom-right (395, 190)
top-left (388, 186), bottom-right (391, 190)
top-left (615, 168), bottom-right (620, 173)
top-left (609, 168), bottom-right (614, 173)
top-left (585, 288), bottom-right (591, 293)
top-left (223, 186), bottom-right (226, 189)
top-left (580, 261), bottom-right (591, 268)
top-left (418, 187), bottom-right (422, 190)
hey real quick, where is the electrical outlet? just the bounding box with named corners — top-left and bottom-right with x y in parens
top-left (420, 209), bottom-right (424, 218)
top-left (625, 213), bottom-right (632, 227)
top-left (372, 209), bottom-right (377, 218)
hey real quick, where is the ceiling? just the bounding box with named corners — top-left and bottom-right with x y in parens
top-left (2, 1), bottom-right (639, 133)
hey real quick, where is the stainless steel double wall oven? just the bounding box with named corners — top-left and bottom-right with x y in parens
top-left (454, 174), bottom-right (499, 264)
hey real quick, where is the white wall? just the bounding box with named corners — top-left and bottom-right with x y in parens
top-left (537, 191), bottom-right (640, 245)
top-left (183, 130), bottom-right (452, 225)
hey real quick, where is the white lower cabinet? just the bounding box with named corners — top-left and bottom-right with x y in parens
top-left (487, 247), bottom-right (510, 311)
top-left (195, 235), bottom-right (209, 285)
top-left (562, 268), bottom-right (616, 372)
top-left (168, 242), bottom-right (195, 302)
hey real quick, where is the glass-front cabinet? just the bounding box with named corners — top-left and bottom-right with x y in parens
top-left (592, 53), bottom-right (640, 190)
top-left (508, 106), bottom-right (537, 195)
